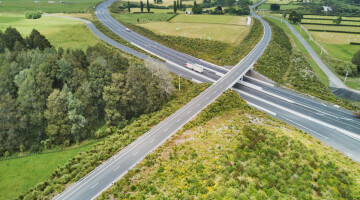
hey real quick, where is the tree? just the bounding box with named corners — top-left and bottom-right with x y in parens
top-left (0, 30), bottom-right (5, 53)
top-left (88, 57), bottom-right (111, 120)
top-left (177, 0), bottom-right (179, 9)
top-left (3, 27), bottom-right (25, 51)
top-left (194, 0), bottom-right (197, 6)
top-left (56, 58), bottom-right (73, 85)
top-left (174, 1), bottom-right (177, 13)
top-left (289, 10), bottom-right (302, 23)
top-left (0, 94), bottom-right (24, 152)
top-left (282, 13), bottom-right (287, 18)
top-left (192, 4), bottom-right (202, 14)
top-left (65, 85), bottom-right (87, 143)
top-left (145, 58), bottom-right (174, 100)
top-left (333, 16), bottom-right (342, 24)
top-left (140, 1), bottom-right (144, 12)
top-left (147, 0), bottom-right (150, 12)
top-left (352, 50), bottom-right (360, 73)
top-left (44, 89), bottom-right (70, 145)
top-left (103, 73), bottom-right (130, 126)
top-left (180, 0), bottom-right (183, 9)
top-left (270, 4), bottom-right (280, 11)
top-left (128, 1), bottom-right (131, 12)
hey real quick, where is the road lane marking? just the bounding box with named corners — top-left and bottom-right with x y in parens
top-left (114, 165), bottom-right (121, 171)
top-left (164, 128), bottom-right (169, 132)
top-left (176, 118), bottom-right (181, 122)
top-left (149, 139), bottom-right (155, 144)
top-left (133, 151), bottom-right (139, 156)
top-left (91, 182), bottom-right (99, 189)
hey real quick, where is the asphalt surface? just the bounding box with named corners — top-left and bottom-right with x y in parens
top-left (53, 1), bottom-right (360, 199)
top-left (53, 1), bottom-right (271, 200)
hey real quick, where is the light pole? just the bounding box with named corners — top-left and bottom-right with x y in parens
top-left (344, 70), bottom-right (349, 83)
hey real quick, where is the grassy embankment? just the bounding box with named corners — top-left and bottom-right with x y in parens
top-left (111, 10), bottom-right (263, 66)
top-left (0, 13), bottom-right (99, 50)
top-left (0, 143), bottom-right (95, 200)
top-left (0, 0), bottom-right (103, 13)
top-left (19, 80), bottom-right (210, 199)
top-left (256, 18), bottom-right (359, 109)
top-left (99, 90), bottom-right (360, 199)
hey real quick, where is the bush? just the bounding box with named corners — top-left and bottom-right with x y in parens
top-left (29, 144), bottom-right (40, 153)
top-left (192, 4), bottom-right (202, 14)
top-left (25, 10), bottom-right (43, 19)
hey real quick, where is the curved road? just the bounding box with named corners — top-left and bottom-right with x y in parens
top-left (53, 1), bottom-right (271, 200)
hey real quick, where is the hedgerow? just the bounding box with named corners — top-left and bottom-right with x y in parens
top-left (19, 80), bottom-right (209, 199)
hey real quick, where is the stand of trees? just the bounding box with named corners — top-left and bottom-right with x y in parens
top-left (0, 27), bottom-right (174, 156)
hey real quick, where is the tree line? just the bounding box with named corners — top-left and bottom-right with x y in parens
top-left (0, 27), bottom-right (174, 156)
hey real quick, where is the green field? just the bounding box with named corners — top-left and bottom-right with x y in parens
top-left (0, 13), bottom-right (99, 49)
top-left (126, 0), bottom-right (200, 7)
top-left (0, 144), bottom-right (95, 200)
top-left (112, 12), bottom-right (174, 24)
top-left (0, 0), bottom-right (102, 13)
top-left (266, 0), bottom-right (293, 4)
top-left (138, 14), bottom-right (250, 44)
top-left (304, 15), bottom-right (360, 21)
top-left (257, 3), bottom-right (302, 10)
top-left (171, 14), bottom-right (247, 25)
top-left (302, 19), bottom-right (360, 26)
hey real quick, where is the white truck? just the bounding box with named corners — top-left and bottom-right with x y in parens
top-left (185, 63), bottom-right (204, 73)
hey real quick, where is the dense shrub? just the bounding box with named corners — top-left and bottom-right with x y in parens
top-left (25, 10), bottom-right (42, 19)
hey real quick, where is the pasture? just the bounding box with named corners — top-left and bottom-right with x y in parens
top-left (302, 19), bottom-right (360, 26)
top-left (126, 0), bottom-right (200, 7)
top-left (257, 3), bottom-right (302, 10)
top-left (0, 143), bottom-right (95, 200)
top-left (138, 14), bottom-right (251, 44)
top-left (266, 0), bottom-right (293, 4)
top-left (0, 0), bottom-right (103, 13)
top-left (0, 13), bottom-right (99, 49)
top-left (112, 12), bottom-right (174, 24)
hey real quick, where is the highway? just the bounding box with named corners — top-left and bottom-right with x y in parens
top-left (53, 0), bottom-right (360, 199)
top-left (53, 1), bottom-right (272, 200)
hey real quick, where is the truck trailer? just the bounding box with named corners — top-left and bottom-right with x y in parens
top-left (185, 63), bottom-right (204, 73)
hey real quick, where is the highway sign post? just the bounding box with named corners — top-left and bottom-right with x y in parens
top-left (344, 70), bottom-right (348, 83)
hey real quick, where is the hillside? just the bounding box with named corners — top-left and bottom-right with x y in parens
top-left (99, 90), bottom-right (360, 199)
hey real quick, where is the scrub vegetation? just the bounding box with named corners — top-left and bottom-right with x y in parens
top-left (19, 80), bottom-right (209, 199)
top-left (98, 90), bottom-right (360, 199)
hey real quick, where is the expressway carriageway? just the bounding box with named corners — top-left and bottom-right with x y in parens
top-left (93, 0), bottom-right (360, 160)
top-left (54, 1), bottom-right (272, 200)
top-left (54, 0), bottom-right (359, 199)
